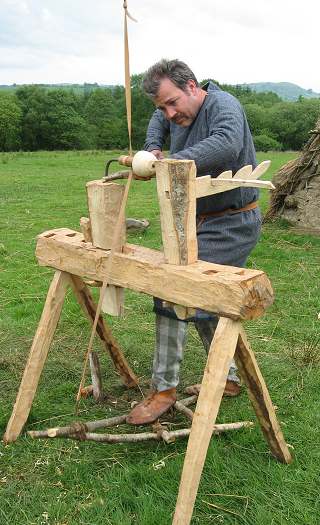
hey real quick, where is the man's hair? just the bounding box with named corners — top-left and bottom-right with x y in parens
top-left (143, 59), bottom-right (199, 97)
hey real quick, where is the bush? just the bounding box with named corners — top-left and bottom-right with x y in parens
top-left (0, 94), bottom-right (22, 151)
top-left (253, 134), bottom-right (282, 152)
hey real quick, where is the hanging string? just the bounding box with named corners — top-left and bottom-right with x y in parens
top-left (123, 0), bottom-right (137, 156)
top-left (75, 1), bottom-right (137, 411)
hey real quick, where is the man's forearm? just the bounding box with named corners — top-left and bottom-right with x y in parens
top-left (144, 110), bottom-right (169, 152)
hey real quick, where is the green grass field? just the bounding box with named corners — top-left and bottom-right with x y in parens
top-left (0, 151), bottom-right (319, 525)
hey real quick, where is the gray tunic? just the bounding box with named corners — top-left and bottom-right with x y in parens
top-left (144, 81), bottom-right (258, 214)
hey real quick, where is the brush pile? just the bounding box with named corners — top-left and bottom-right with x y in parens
top-left (265, 116), bottom-right (320, 233)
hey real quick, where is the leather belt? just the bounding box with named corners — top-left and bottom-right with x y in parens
top-left (197, 201), bottom-right (258, 228)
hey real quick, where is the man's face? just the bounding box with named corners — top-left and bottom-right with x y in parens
top-left (153, 78), bottom-right (201, 127)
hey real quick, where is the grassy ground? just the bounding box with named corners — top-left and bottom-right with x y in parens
top-left (0, 151), bottom-right (319, 525)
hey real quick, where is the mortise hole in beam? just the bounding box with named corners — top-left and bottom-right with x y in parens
top-left (203, 269), bottom-right (245, 276)
top-left (66, 233), bottom-right (77, 237)
top-left (165, 191), bottom-right (170, 199)
top-left (44, 233), bottom-right (55, 238)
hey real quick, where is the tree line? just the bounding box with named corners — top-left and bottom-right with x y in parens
top-left (1, 74), bottom-right (319, 153)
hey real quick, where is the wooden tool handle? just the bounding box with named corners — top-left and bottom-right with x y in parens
top-left (118, 155), bottom-right (133, 167)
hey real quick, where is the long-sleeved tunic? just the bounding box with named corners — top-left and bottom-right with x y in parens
top-left (144, 81), bottom-right (258, 215)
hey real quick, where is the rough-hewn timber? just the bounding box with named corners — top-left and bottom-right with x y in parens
top-left (35, 228), bottom-right (274, 320)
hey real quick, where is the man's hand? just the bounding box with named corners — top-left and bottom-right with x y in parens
top-left (150, 149), bottom-right (165, 160)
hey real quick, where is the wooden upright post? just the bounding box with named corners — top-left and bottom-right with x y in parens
top-left (86, 180), bottom-right (125, 316)
top-left (155, 159), bottom-right (198, 265)
top-left (155, 159), bottom-right (198, 319)
top-left (86, 181), bottom-right (126, 250)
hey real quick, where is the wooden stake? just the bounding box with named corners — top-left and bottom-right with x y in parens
top-left (3, 271), bottom-right (70, 443)
top-left (173, 305), bottom-right (196, 321)
top-left (80, 217), bottom-right (92, 243)
top-left (88, 351), bottom-right (103, 401)
top-left (68, 275), bottom-right (138, 388)
top-left (234, 327), bottom-right (292, 464)
top-left (173, 317), bottom-right (241, 525)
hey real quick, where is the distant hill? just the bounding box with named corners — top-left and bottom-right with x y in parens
top-left (240, 82), bottom-right (320, 101)
top-left (1, 81), bottom-right (320, 102)
top-left (0, 83), bottom-right (114, 94)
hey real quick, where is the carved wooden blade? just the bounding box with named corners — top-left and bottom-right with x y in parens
top-left (251, 160), bottom-right (271, 179)
top-left (216, 170), bottom-right (233, 179)
top-left (233, 164), bottom-right (253, 178)
top-left (211, 179), bottom-right (275, 190)
top-left (196, 160), bottom-right (273, 198)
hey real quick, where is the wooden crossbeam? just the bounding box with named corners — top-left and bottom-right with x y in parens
top-left (35, 229), bottom-right (274, 321)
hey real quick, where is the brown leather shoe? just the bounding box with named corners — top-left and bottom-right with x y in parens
top-left (185, 380), bottom-right (241, 397)
top-left (126, 388), bottom-right (177, 425)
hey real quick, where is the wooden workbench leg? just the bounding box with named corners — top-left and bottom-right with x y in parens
top-left (69, 275), bottom-right (138, 388)
top-left (173, 318), bottom-right (241, 525)
top-left (235, 327), bottom-right (292, 464)
top-left (4, 271), bottom-right (70, 443)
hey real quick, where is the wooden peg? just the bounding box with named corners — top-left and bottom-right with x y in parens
top-left (102, 285), bottom-right (124, 316)
top-left (80, 217), bottom-right (92, 243)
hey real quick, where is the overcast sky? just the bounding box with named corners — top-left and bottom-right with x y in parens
top-left (1, 0), bottom-right (319, 92)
